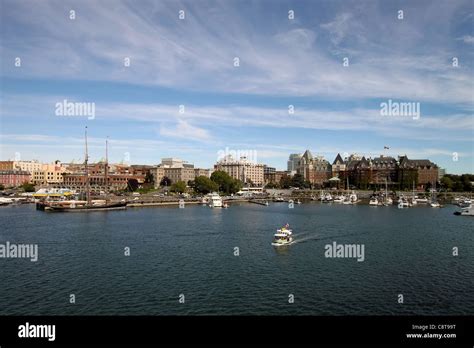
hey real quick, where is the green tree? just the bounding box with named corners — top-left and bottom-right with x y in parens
top-left (440, 176), bottom-right (453, 191)
top-left (291, 173), bottom-right (305, 188)
top-left (279, 175), bottom-right (292, 189)
top-left (210, 171), bottom-right (242, 194)
top-left (170, 180), bottom-right (187, 193)
top-left (21, 182), bottom-right (35, 192)
top-left (0, 184), bottom-right (4, 190)
top-left (193, 176), bottom-right (219, 194)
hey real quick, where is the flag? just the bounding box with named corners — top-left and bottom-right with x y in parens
top-left (384, 146), bottom-right (390, 149)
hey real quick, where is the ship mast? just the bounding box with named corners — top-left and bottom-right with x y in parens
top-left (105, 137), bottom-right (109, 204)
top-left (84, 127), bottom-right (91, 206)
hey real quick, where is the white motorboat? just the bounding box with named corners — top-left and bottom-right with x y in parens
top-left (0, 197), bottom-right (14, 205)
top-left (430, 202), bottom-right (441, 208)
top-left (454, 205), bottom-right (474, 216)
top-left (349, 192), bottom-right (358, 203)
top-left (272, 224), bottom-right (293, 246)
top-left (398, 196), bottom-right (410, 208)
top-left (208, 192), bottom-right (223, 208)
top-left (415, 197), bottom-right (429, 204)
top-left (369, 197), bottom-right (379, 206)
top-left (333, 195), bottom-right (345, 203)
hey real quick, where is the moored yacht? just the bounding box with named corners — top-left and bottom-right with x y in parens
top-left (208, 192), bottom-right (223, 208)
top-left (369, 196), bottom-right (379, 206)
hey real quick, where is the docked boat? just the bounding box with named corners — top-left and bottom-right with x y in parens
top-left (208, 192), bottom-right (223, 208)
top-left (0, 197), bottom-right (14, 205)
top-left (369, 197), bottom-right (379, 206)
top-left (272, 224), bottom-right (293, 246)
top-left (44, 128), bottom-right (127, 213)
top-left (454, 205), bottom-right (474, 216)
top-left (46, 201), bottom-right (127, 212)
top-left (398, 196), bottom-right (410, 208)
top-left (415, 197), bottom-right (429, 204)
top-left (333, 195), bottom-right (345, 203)
top-left (430, 202), bottom-right (441, 208)
top-left (349, 192), bottom-right (358, 203)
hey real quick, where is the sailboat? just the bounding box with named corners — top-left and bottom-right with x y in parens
top-left (46, 129), bottom-right (127, 212)
top-left (430, 181), bottom-right (441, 208)
top-left (410, 181), bottom-right (417, 206)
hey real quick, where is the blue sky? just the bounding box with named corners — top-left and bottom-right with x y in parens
top-left (0, 0), bottom-right (473, 173)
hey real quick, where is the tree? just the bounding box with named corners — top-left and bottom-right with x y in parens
top-left (193, 176), bottom-right (218, 194)
top-left (0, 184), bottom-right (4, 190)
top-left (144, 171), bottom-right (154, 184)
top-left (160, 176), bottom-right (172, 187)
top-left (210, 170), bottom-right (242, 194)
top-left (170, 180), bottom-right (186, 193)
top-left (279, 175), bottom-right (292, 189)
top-left (440, 176), bottom-right (453, 191)
top-left (291, 173), bottom-right (305, 188)
top-left (21, 183), bottom-right (35, 192)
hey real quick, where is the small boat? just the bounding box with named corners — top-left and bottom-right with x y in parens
top-left (369, 197), bottom-right (378, 206)
top-left (397, 196), bottom-right (410, 208)
top-left (454, 205), bottom-right (474, 216)
top-left (295, 199), bottom-right (302, 205)
top-left (430, 202), bottom-right (441, 208)
top-left (349, 192), bottom-right (358, 204)
top-left (333, 195), bottom-right (345, 203)
top-left (415, 197), bottom-right (429, 204)
top-left (208, 192), bottom-right (223, 208)
top-left (272, 224), bottom-right (293, 246)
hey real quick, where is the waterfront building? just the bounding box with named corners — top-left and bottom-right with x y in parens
top-left (0, 170), bottom-right (30, 187)
top-left (287, 153), bottom-right (302, 175)
top-left (398, 156), bottom-right (439, 188)
top-left (153, 158), bottom-right (211, 188)
top-left (0, 160), bottom-right (44, 181)
top-left (263, 165), bottom-right (276, 184)
top-left (32, 161), bottom-right (67, 185)
top-left (215, 156), bottom-right (264, 186)
top-left (297, 150), bottom-right (331, 186)
top-left (0, 161), bottom-right (15, 171)
top-left (332, 154), bottom-right (346, 176)
top-left (370, 156), bottom-right (398, 185)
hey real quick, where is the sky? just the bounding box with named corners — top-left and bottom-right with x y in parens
top-left (0, 0), bottom-right (473, 173)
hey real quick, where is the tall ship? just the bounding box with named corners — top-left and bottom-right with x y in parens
top-left (45, 129), bottom-right (127, 212)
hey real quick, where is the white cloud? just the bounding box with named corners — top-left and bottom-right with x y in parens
top-left (159, 119), bottom-right (212, 142)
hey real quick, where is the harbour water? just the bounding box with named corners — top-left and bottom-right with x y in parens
top-left (0, 203), bottom-right (473, 315)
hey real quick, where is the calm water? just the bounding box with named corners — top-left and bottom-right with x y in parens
top-left (0, 202), bottom-right (473, 315)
